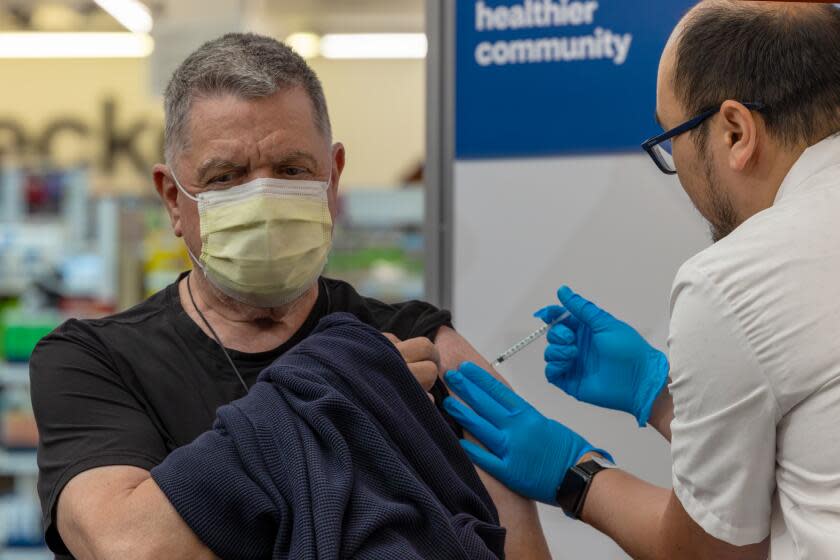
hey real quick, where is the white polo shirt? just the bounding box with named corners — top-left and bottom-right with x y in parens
top-left (667, 133), bottom-right (840, 558)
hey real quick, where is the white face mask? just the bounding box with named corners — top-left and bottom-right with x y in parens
top-left (172, 171), bottom-right (333, 308)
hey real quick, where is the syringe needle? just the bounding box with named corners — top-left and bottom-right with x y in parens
top-left (492, 311), bottom-right (570, 368)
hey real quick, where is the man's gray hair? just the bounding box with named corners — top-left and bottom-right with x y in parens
top-left (164, 32), bottom-right (331, 164)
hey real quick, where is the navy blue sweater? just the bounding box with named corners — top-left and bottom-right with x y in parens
top-left (151, 313), bottom-right (505, 559)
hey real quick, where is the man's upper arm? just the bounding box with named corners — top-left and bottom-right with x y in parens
top-left (668, 263), bottom-right (779, 546)
top-left (30, 323), bottom-right (168, 553)
top-left (434, 325), bottom-right (551, 560)
top-left (434, 326), bottom-right (515, 389)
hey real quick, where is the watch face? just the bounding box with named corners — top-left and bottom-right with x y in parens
top-left (556, 459), bottom-right (615, 518)
top-left (555, 466), bottom-right (589, 516)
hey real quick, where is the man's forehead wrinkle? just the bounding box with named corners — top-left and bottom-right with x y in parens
top-left (256, 128), bottom-right (296, 153)
top-left (254, 127), bottom-right (324, 170)
top-left (255, 131), bottom-right (278, 165)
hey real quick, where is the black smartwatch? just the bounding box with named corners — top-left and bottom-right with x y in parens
top-left (555, 455), bottom-right (616, 519)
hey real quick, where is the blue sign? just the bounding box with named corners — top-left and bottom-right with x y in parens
top-left (455, 0), bottom-right (697, 159)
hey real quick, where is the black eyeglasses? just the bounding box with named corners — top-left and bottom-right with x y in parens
top-left (641, 102), bottom-right (767, 175)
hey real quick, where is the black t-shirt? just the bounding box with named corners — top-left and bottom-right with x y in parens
top-left (30, 273), bottom-right (453, 557)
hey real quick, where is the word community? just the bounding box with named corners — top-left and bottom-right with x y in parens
top-left (472, 0), bottom-right (634, 67)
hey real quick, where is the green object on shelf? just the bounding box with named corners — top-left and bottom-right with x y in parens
top-left (326, 248), bottom-right (423, 274)
top-left (0, 310), bottom-right (61, 362)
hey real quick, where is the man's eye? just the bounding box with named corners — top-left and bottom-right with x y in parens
top-left (283, 167), bottom-right (307, 177)
top-left (210, 172), bottom-right (236, 184)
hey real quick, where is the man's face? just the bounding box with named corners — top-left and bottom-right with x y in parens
top-left (162, 87), bottom-right (343, 255)
top-left (656, 35), bottom-right (739, 242)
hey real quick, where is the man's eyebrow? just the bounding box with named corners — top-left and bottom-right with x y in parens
top-left (196, 158), bottom-right (243, 182)
top-left (195, 151), bottom-right (322, 181)
top-left (274, 150), bottom-right (319, 170)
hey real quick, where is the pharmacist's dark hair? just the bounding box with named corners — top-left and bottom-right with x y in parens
top-left (163, 32), bottom-right (331, 164)
top-left (674, 1), bottom-right (840, 149)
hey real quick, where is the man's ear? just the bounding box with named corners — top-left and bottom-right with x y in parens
top-left (152, 163), bottom-right (183, 238)
top-left (720, 100), bottom-right (759, 172)
top-left (328, 142), bottom-right (346, 222)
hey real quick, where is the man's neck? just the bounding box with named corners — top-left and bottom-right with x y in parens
top-left (737, 143), bottom-right (806, 223)
top-left (179, 270), bottom-right (319, 353)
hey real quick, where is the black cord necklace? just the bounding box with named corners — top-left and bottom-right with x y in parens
top-left (186, 273), bottom-right (249, 394)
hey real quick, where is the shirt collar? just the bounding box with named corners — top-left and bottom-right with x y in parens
top-left (775, 133), bottom-right (840, 205)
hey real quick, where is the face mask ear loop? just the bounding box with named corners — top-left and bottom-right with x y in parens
top-left (171, 168), bottom-right (205, 279)
top-left (170, 169), bottom-right (199, 202)
top-left (185, 245), bottom-right (208, 276)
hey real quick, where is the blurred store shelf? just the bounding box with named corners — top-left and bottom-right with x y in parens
top-left (326, 186), bottom-right (426, 303)
top-left (0, 364), bottom-right (29, 388)
top-left (0, 451), bottom-right (38, 477)
top-left (0, 547), bottom-right (52, 560)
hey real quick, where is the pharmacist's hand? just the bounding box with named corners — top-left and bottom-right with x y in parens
top-left (384, 333), bottom-right (441, 393)
top-left (535, 286), bottom-right (669, 427)
top-left (443, 362), bottom-right (605, 504)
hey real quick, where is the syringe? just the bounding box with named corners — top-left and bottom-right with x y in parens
top-left (492, 311), bottom-right (570, 368)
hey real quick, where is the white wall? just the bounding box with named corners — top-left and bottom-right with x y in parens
top-left (452, 153), bottom-right (710, 558)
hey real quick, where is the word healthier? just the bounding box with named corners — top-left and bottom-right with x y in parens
top-left (474, 0), bottom-right (633, 67)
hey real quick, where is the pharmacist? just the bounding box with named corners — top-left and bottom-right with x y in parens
top-left (444, 2), bottom-right (840, 559)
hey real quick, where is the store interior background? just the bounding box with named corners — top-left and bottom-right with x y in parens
top-left (0, 1), bottom-right (427, 556)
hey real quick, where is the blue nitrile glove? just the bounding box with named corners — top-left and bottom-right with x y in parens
top-left (534, 285), bottom-right (670, 427)
top-left (442, 362), bottom-right (611, 505)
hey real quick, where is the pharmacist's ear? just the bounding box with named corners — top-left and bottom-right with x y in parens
top-left (153, 163), bottom-right (183, 237)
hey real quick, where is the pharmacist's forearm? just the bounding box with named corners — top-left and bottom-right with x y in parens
top-left (579, 467), bottom-right (769, 560)
top-left (579, 468), bottom-right (670, 560)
